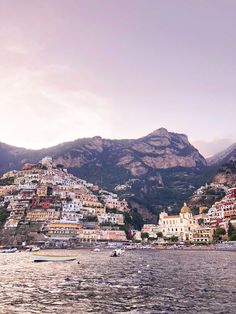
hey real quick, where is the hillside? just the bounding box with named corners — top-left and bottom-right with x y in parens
top-left (213, 158), bottom-right (236, 187)
top-left (0, 158), bottom-right (130, 246)
top-left (0, 128), bottom-right (208, 220)
top-left (188, 159), bottom-right (236, 211)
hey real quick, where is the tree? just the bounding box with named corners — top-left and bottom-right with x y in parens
top-left (131, 209), bottom-right (144, 231)
top-left (228, 221), bottom-right (236, 237)
top-left (213, 227), bottom-right (226, 242)
top-left (169, 235), bottom-right (178, 242)
top-left (123, 212), bottom-right (132, 225)
top-left (215, 227), bottom-right (226, 236)
top-left (0, 177), bottom-right (15, 186)
top-left (156, 232), bottom-right (163, 238)
top-left (0, 207), bottom-right (10, 228)
top-left (141, 232), bottom-right (149, 240)
top-left (229, 233), bottom-right (236, 241)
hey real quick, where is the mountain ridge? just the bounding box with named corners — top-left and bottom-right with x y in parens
top-left (0, 128), bottom-right (212, 220)
top-left (207, 143), bottom-right (236, 166)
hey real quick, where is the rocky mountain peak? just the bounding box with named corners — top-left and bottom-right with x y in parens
top-left (146, 127), bottom-right (170, 137)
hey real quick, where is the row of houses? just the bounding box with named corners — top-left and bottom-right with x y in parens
top-left (207, 187), bottom-right (236, 224)
top-left (142, 187), bottom-right (236, 243)
top-left (0, 157), bottom-right (129, 243)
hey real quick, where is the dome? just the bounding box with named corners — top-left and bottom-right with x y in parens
top-left (180, 203), bottom-right (191, 214)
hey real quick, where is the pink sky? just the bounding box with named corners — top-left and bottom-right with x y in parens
top-left (0, 0), bottom-right (235, 156)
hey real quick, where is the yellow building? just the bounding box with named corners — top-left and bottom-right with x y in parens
top-left (47, 222), bottom-right (81, 238)
top-left (26, 209), bottom-right (60, 222)
top-left (95, 207), bottom-right (106, 215)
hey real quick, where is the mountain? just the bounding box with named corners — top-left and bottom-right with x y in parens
top-left (0, 128), bottom-right (207, 220)
top-left (212, 159), bottom-right (236, 187)
top-left (188, 158), bottom-right (236, 211)
top-left (207, 143), bottom-right (236, 166)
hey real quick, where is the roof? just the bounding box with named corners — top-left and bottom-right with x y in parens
top-left (180, 203), bottom-right (191, 214)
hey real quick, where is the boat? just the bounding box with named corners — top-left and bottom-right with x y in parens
top-left (92, 248), bottom-right (101, 252)
top-left (33, 254), bottom-right (80, 263)
top-left (0, 248), bottom-right (17, 253)
top-left (110, 248), bottom-right (122, 257)
top-left (26, 246), bottom-right (40, 252)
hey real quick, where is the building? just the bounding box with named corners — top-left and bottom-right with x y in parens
top-left (26, 209), bottom-right (60, 222)
top-left (77, 229), bottom-right (99, 242)
top-left (207, 187), bottom-right (236, 224)
top-left (100, 230), bottom-right (127, 242)
top-left (191, 227), bottom-right (214, 243)
top-left (158, 203), bottom-right (212, 242)
top-left (62, 199), bottom-right (82, 212)
top-left (47, 222), bottom-right (81, 239)
top-left (97, 213), bottom-right (124, 225)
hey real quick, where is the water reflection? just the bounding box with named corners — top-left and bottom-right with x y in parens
top-left (0, 250), bottom-right (235, 313)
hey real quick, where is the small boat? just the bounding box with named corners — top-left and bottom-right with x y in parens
top-left (92, 248), bottom-right (100, 252)
top-left (110, 248), bottom-right (122, 257)
top-left (26, 246), bottom-right (40, 252)
top-left (33, 254), bottom-right (79, 263)
top-left (0, 248), bottom-right (18, 253)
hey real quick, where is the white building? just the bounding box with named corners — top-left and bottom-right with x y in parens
top-left (158, 203), bottom-right (212, 242)
top-left (98, 213), bottom-right (124, 225)
top-left (62, 199), bottom-right (82, 212)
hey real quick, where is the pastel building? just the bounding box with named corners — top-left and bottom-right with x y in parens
top-left (158, 203), bottom-right (212, 242)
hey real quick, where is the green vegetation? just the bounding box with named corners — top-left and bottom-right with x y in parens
top-left (229, 233), bottom-right (236, 241)
top-left (0, 206), bottom-right (9, 228)
top-left (228, 222), bottom-right (236, 241)
top-left (123, 212), bottom-right (132, 225)
top-left (106, 208), bottom-right (117, 214)
top-left (0, 177), bottom-right (15, 186)
top-left (169, 235), bottom-right (178, 242)
top-left (85, 216), bottom-right (98, 222)
top-left (215, 227), bottom-right (226, 236)
top-left (213, 227), bottom-right (226, 242)
top-left (156, 232), bottom-right (163, 238)
top-left (130, 209), bottom-right (144, 230)
top-left (141, 232), bottom-right (149, 240)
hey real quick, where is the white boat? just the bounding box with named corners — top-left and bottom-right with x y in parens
top-left (0, 248), bottom-right (17, 253)
top-left (92, 248), bottom-right (101, 252)
top-left (26, 247), bottom-right (40, 252)
top-left (33, 253), bottom-right (79, 263)
top-left (110, 248), bottom-right (122, 257)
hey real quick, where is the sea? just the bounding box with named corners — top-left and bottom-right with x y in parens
top-left (0, 249), bottom-right (235, 314)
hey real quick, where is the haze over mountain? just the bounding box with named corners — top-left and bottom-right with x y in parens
top-left (207, 143), bottom-right (236, 166)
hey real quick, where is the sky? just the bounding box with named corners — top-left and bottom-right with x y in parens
top-left (0, 0), bottom-right (235, 157)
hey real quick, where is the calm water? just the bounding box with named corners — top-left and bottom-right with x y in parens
top-left (0, 249), bottom-right (235, 314)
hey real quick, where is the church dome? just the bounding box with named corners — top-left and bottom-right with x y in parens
top-left (180, 203), bottom-right (191, 214)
